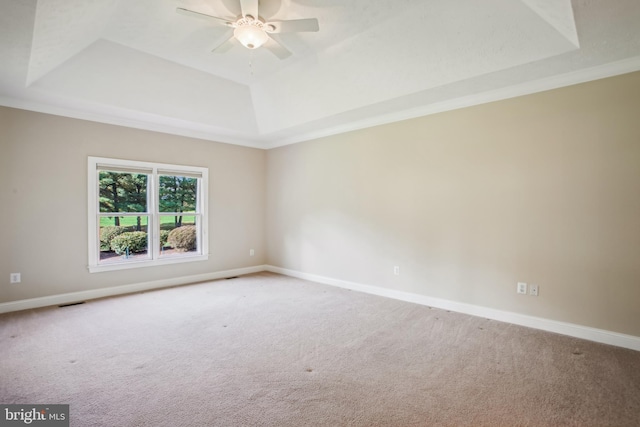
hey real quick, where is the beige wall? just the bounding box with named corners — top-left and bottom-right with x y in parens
top-left (0, 109), bottom-right (10, 297)
top-left (0, 107), bottom-right (266, 303)
top-left (266, 72), bottom-right (640, 337)
top-left (2, 72), bottom-right (639, 338)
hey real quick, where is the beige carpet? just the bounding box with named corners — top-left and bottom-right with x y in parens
top-left (0, 272), bottom-right (639, 426)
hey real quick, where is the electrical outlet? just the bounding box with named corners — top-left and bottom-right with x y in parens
top-left (393, 266), bottom-right (400, 275)
top-left (517, 282), bottom-right (527, 294)
top-left (10, 273), bottom-right (21, 284)
top-left (249, 249), bottom-right (255, 256)
top-left (529, 284), bottom-right (539, 296)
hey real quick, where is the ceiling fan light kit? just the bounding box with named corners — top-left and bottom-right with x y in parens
top-left (234, 16), bottom-right (269, 49)
top-left (176, 0), bottom-right (319, 59)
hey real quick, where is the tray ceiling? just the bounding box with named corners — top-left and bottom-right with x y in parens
top-left (1, 0), bottom-right (640, 148)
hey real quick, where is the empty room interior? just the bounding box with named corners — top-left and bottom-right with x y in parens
top-left (1, 0), bottom-right (640, 426)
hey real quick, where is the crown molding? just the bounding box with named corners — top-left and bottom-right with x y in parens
top-left (265, 56), bottom-right (640, 149)
top-left (0, 95), bottom-right (269, 149)
top-left (2, 56), bottom-right (640, 150)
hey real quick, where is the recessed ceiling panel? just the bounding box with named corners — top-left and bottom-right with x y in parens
top-left (27, 0), bottom-right (118, 86)
top-left (0, 0), bottom-right (639, 147)
top-left (251, 0), bottom-right (580, 134)
top-left (0, 0), bottom-right (37, 88)
top-left (521, 0), bottom-right (578, 47)
top-left (30, 39), bottom-right (258, 134)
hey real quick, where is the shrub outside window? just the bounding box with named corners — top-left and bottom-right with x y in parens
top-left (88, 157), bottom-right (208, 272)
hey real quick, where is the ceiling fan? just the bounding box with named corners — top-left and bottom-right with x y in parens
top-left (176, 0), bottom-right (319, 59)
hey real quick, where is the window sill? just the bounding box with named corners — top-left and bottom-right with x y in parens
top-left (88, 254), bottom-right (209, 273)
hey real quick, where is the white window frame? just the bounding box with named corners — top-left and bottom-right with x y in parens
top-left (88, 156), bottom-right (209, 273)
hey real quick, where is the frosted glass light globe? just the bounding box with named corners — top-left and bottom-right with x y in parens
top-left (234, 24), bottom-right (268, 49)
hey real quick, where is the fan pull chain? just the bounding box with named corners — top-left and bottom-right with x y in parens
top-left (249, 50), bottom-right (254, 77)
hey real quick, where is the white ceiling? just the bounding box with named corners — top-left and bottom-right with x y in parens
top-left (1, 0), bottom-right (640, 149)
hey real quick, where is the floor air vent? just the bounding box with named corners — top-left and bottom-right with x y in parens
top-left (58, 302), bottom-right (86, 308)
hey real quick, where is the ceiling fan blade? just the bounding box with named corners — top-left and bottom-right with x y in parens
top-left (176, 8), bottom-right (234, 27)
top-left (240, 0), bottom-right (259, 19)
top-left (212, 34), bottom-right (238, 53)
top-left (265, 18), bottom-right (319, 33)
top-left (262, 37), bottom-right (292, 59)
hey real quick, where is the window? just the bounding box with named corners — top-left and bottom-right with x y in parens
top-left (88, 157), bottom-right (208, 272)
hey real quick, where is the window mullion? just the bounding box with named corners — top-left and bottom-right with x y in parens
top-left (149, 168), bottom-right (158, 261)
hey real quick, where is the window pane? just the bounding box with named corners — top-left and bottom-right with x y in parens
top-left (99, 171), bottom-right (148, 213)
top-left (99, 216), bottom-right (150, 264)
top-left (159, 215), bottom-right (199, 258)
top-left (158, 175), bottom-right (197, 213)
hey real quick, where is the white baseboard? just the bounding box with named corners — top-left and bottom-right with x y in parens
top-left (4, 264), bottom-right (638, 352)
top-left (0, 265), bottom-right (266, 314)
top-left (265, 265), bottom-right (640, 352)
